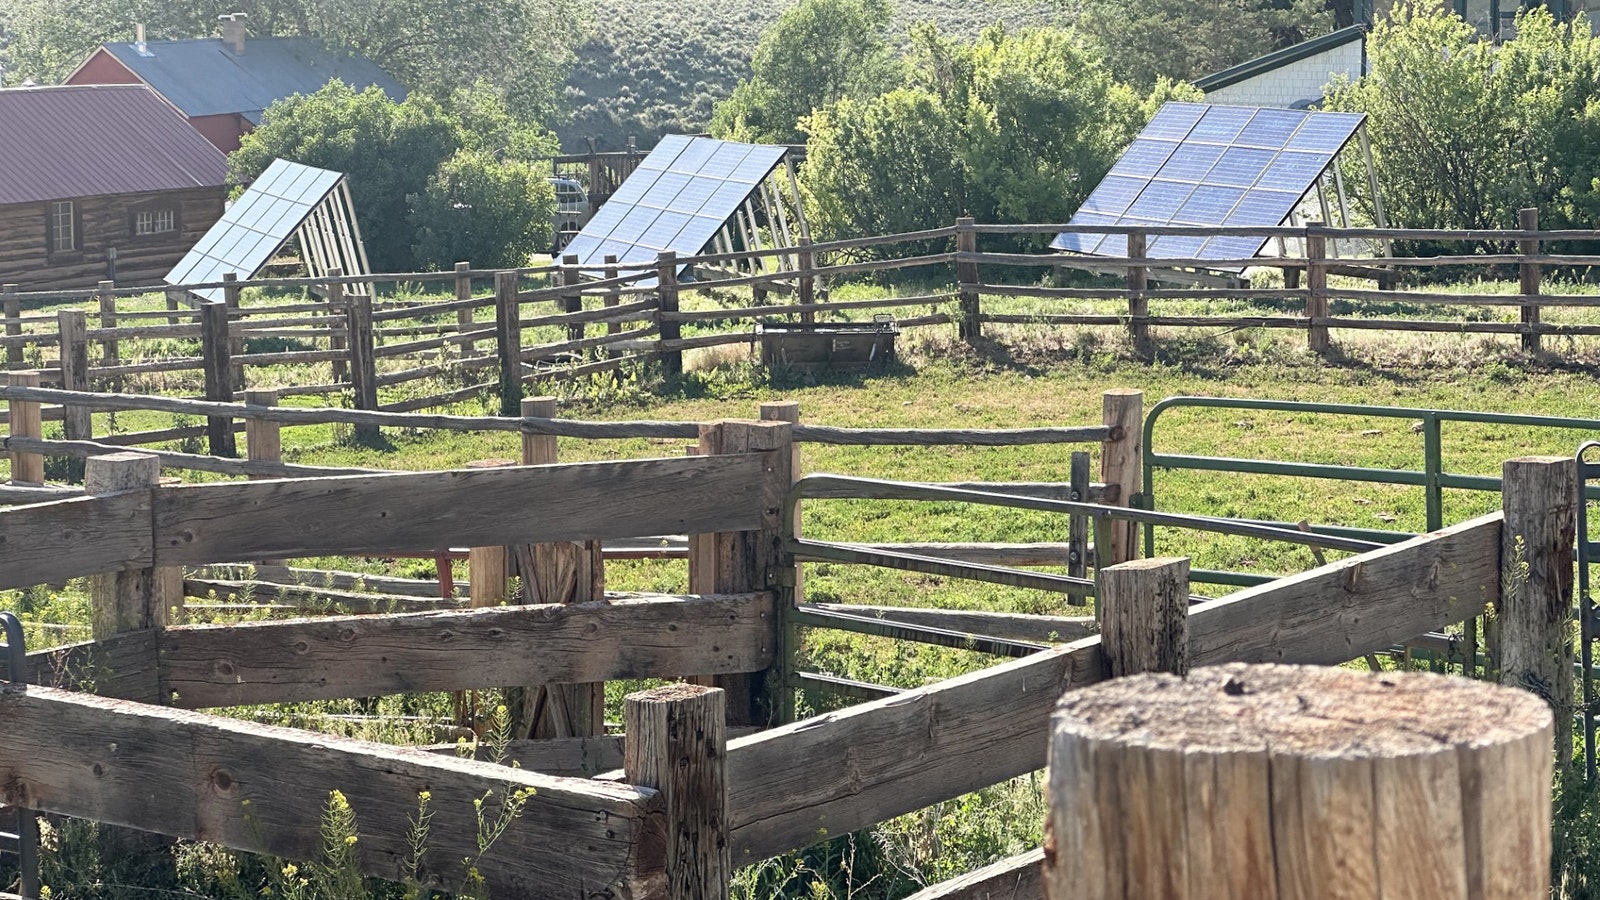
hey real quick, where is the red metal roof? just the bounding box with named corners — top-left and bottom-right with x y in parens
top-left (0, 84), bottom-right (229, 205)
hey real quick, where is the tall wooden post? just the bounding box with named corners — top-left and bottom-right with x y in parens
top-left (1306, 225), bottom-right (1330, 353)
top-left (1126, 231), bottom-right (1150, 358)
top-left (244, 389), bottom-right (281, 473)
top-left (1099, 389), bottom-right (1142, 566)
top-left (1099, 557), bottom-right (1189, 678)
top-left (88, 452), bottom-right (182, 637)
top-left (56, 308), bottom-right (90, 441)
top-left (454, 262), bottom-right (477, 354)
top-left (1499, 455), bottom-right (1576, 768)
top-left (956, 217), bottom-right (980, 342)
top-left (347, 290), bottom-right (379, 440)
top-left (7, 371), bottom-right (44, 485)
top-left (199, 301), bottom-right (236, 457)
top-left (603, 254), bottom-right (621, 351)
top-left (326, 271), bottom-right (348, 385)
top-left (1519, 207), bottom-right (1542, 354)
top-left (221, 272), bottom-right (245, 391)
top-left (760, 401), bottom-right (803, 723)
top-left (97, 280), bottom-right (120, 392)
top-left (658, 252), bottom-right (682, 377)
top-left (495, 271), bottom-right (522, 416)
top-left (561, 253), bottom-right (584, 342)
top-left (624, 684), bottom-right (729, 900)
top-left (2, 284), bottom-right (21, 368)
top-left (688, 419), bottom-right (792, 726)
top-left (796, 236), bottom-right (815, 325)
top-left (1045, 664), bottom-right (1552, 900)
top-left (1066, 451), bottom-right (1089, 604)
top-left (164, 287), bottom-right (183, 327)
top-left (517, 395), bottom-right (606, 740)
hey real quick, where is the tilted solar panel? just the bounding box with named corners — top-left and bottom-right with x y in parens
top-left (563, 136), bottom-right (789, 274)
top-left (166, 158), bottom-right (344, 301)
top-left (1051, 102), bottom-right (1366, 269)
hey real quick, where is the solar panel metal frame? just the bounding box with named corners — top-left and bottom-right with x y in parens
top-left (563, 136), bottom-right (789, 274)
top-left (1052, 103), bottom-right (1366, 267)
top-left (166, 158), bottom-right (346, 301)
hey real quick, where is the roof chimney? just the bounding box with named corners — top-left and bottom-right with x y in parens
top-left (135, 23), bottom-right (152, 57)
top-left (219, 13), bottom-right (247, 55)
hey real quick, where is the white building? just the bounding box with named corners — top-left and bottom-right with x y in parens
top-left (1195, 26), bottom-right (1367, 109)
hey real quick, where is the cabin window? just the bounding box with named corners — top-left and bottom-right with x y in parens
top-left (50, 201), bottom-right (76, 252)
top-left (134, 209), bottom-right (176, 236)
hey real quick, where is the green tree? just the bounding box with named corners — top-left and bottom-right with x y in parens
top-left (1324, 2), bottom-right (1600, 234)
top-left (1070, 0), bottom-right (1333, 90)
top-left (231, 81), bottom-right (557, 270)
top-left (710, 0), bottom-right (895, 144)
top-left (412, 150), bottom-right (555, 268)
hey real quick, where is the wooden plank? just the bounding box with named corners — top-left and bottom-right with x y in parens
top-left (1187, 512), bottom-right (1501, 666)
top-left (0, 493), bottom-right (152, 589)
top-left (0, 685), bottom-right (662, 898)
top-left (726, 514), bottom-right (1503, 862)
top-left (0, 630), bottom-right (163, 701)
top-left (804, 603), bottom-right (1096, 644)
top-left (429, 735), bottom-right (627, 777)
top-left (151, 454), bottom-right (769, 565)
top-left (161, 592), bottom-right (776, 708)
top-left (905, 848), bottom-right (1043, 900)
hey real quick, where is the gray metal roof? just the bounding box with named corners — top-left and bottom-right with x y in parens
top-left (98, 37), bottom-right (406, 120)
top-left (0, 84), bottom-right (229, 205)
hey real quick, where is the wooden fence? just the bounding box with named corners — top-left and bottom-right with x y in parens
top-left (0, 398), bottom-right (1572, 898)
top-left (4, 215), bottom-right (1596, 459)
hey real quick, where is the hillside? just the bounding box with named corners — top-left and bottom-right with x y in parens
top-left (555, 0), bottom-right (1060, 150)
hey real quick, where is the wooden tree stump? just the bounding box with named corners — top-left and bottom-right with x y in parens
top-left (1045, 663), bottom-right (1552, 900)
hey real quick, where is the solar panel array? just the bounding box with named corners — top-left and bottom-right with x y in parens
top-left (1051, 103), bottom-right (1365, 266)
top-left (563, 135), bottom-right (789, 272)
top-left (167, 158), bottom-right (344, 302)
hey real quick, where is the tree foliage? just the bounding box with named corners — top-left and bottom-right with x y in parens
top-left (1324, 2), bottom-right (1600, 233)
top-left (800, 24), bottom-right (1184, 246)
top-left (230, 82), bottom-right (557, 270)
top-left (1069, 0), bottom-right (1332, 90)
top-left (0, 0), bottom-right (585, 121)
top-left (709, 0), bottom-right (895, 144)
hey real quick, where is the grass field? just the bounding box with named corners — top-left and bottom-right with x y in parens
top-left (7, 279), bottom-right (1600, 897)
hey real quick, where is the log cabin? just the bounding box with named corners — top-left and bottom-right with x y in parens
top-left (0, 84), bottom-right (229, 292)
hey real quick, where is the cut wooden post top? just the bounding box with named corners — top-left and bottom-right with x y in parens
top-left (1053, 662), bottom-right (1551, 753)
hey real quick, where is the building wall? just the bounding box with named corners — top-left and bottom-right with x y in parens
top-left (189, 113), bottom-right (250, 153)
top-left (65, 50), bottom-right (142, 86)
top-left (1205, 40), bottom-right (1365, 109)
top-left (0, 187), bottom-right (226, 292)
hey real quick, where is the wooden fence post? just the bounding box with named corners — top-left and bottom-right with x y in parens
top-left (3, 284), bottom-right (20, 369)
top-left (1126, 230), bottom-right (1150, 358)
top-left (760, 401), bottom-right (803, 723)
top-left (7, 370), bottom-right (43, 485)
top-left (199, 301), bottom-right (237, 457)
top-left (97, 280), bottom-right (120, 392)
top-left (454, 262), bottom-right (477, 354)
top-left (624, 684), bottom-right (729, 900)
top-left (956, 217), bottom-right (980, 342)
top-left (1519, 207), bottom-right (1541, 355)
top-left (1499, 455), bottom-right (1576, 768)
top-left (223, 272), bottom-right (245, 390)
top-left (495, 271), bottom-right (522, 416)
top-left (603, 254), bottom-right (621, 357)
top-left (348, 289), bottom-right (379, 440)
top-left (1100, 389), bottom-right (1142, 567)
top-left (88, 452), bottom-right (182, 637)
top-left (562, 254), bottom-right (584, 342)
top-left (326, 271), bottom-right (348, 385)
top-left (1306, 224), bottom-right (1330, 354)
top-left (689, 418), bottom-right (792, 726)
top-left (1066, 451), bottom-right (1089, 604)
top-left (164, 287), bottom-right (183, 327)
top-left (244, 389), bottom-right (281, 473)
top-left (658, 252), bottom-right (682, 377)
top-left (57, 308), bottom-right (90, 441)
top-left (1045, 664), bottom-right (1552, 900)
top-left (1099, 557), bottom-right (1189, 677)
top-left (796, 236), bottom-right (815, 325)
top-left (517, 395), bottom-right (606, 740)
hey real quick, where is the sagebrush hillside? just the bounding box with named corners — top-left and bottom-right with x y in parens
top-left (556, 0), bottom-right (1060, 150)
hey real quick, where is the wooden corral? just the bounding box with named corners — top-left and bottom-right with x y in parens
top-left (0, 382), bottom-right (1571, 898)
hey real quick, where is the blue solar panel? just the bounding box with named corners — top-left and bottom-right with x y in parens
top-left (1054, 103), bottom-right (1366, 270)
top-left (567, 136), bottom-right (788, 271)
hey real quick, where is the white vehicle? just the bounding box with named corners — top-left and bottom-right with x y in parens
top-left (549, 176), bottom-right (590, 251)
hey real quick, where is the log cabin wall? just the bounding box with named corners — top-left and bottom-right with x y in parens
top-left (0, 186), bottom-right (226, 293)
